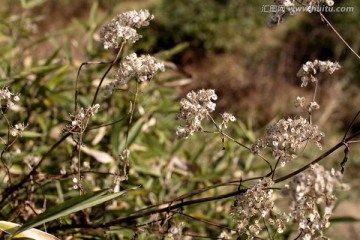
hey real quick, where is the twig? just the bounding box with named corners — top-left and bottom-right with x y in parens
top-left (319, 12), bottom-right (360, 60)
top-left (91, 41), bottom-right (125, 106)
top-left (342, 110), bottom-right (360, 142)
top-left (74, 60), bottom-right (112, 112)
top-left (274, 129), bottom-right (360, 183)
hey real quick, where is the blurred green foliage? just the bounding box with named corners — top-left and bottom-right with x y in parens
top-left (138, 0), bottom-right (267, 55)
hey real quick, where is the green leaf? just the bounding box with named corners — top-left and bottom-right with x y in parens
top-left (44, 48), bottom-right (61, 65)
top-left (330, 216), bottom-right (360, 223)
top-left (20, 0), bottom-right (47, 9)
top-left (119, 118), bottom-right (143, 152)
top-left (89, 1), bottom-right (99, 28)
top-left (155, 43), bottom-right (190, 60)
top-left (0, 220), bottom-right (59, 239)
top-left (21, 131), bottom-right (43, 138)
top-left (13, 187), bottom-right (138, 235)
top-left (46, 65), bottom-right (70, 90)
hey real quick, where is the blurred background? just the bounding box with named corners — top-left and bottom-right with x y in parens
top-left (1, 0), bottom-right (359, 239)
top-left (3, 0), bottom-right (359, 128)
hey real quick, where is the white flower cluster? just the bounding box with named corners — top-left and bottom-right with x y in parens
top-left (218, 231), bottom-right (232, 240)
top-left (105, 53), bottom-right (165, 95)
top-left (269, 0), bottom-right (336, 26)
top-left (254, 116), bottom-right (324, 166)
top-left (220, 112), bottom-right (236, 130)
top-left (176, 89), bottom-right (217, 139)
top-left (11, 123), bottom-right (27, 137)
top-left (301, 0), bottom-right (335, 8)
top-left (296, 96), bottom-right (321, 112)
top-left (0, 86), bottom-right (25, 137)
top-left (282, 164), bottom-right (349, 240)
top-left (167, 222), bottom-right (184, 240)
top-left (100, 9), bottom-right (154, 49)
top-left (297, 60), bottom-right (341, 87)
top-left (231, 178), bottom-right (286, 239)
top-left (63, 104), bottom-right (100, 133)
top-left (0, 86), bottom-right (20, 111)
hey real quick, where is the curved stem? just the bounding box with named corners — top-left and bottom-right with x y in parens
top-left (274, 130), bottom-right (360, 183)
top-left (319, 12), bottom-right (360, 61)
top-left (91, 41), bottom-right (125, 107)
top-left (342, 110), bottom-right (360, 142)
top-left (74, 61), bottom-right (112, 112)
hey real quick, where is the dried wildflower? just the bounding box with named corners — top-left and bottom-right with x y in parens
top-left (120, 149), bottom-right (131, 164)
top-left (282, 164), bottom-right (349, 240)
top-left (220, 112), bottom-right (236, 129)
top-left (11, 123), bottom-right (27, 137)
top-left (231, 178), bottom-right (280, 238)
top-left (218, 231), bottom-right (232, 240)
top-left (269, 0), bottom-right (337, 27)
top-left (72, 177), bottom-right (79, 189)
top-left (105, 53), bottom-right (164, 95)
top-left (0, 86), bottom-right (20, 111)
top-left (23, 155), bottom-right (40, 169)
top-left (176, 89), bottom-right (217, 139)
top-left (254, 116), bottom-right (324, 166)
top-left (297, 60), bottom-right (341, 87)
top-left (167, 222), bottom-right (184, 240)
top-left (100, 9), bottom-right (154, 49)
top-left (295, 96), bottom-right (306, 108)
top-left (63, 104), bottom-right (100, 133)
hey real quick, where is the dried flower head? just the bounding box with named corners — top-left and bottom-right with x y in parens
top-left (63, 104), bottom-right (100, 133)
top-left (176, 89), bottom-right (217, 139)
top-left (167, 222), bottom-right (184, 240)
top-left (0, 86), bottom-right (20, 111)
top-left (282, 164), bottom-right (349, 240)
top-left (269, 0), bottom-right (337, 27)
top-left (104, 53), bottom-right (164, 95)
top-left (295, 96), bottom-right (306, 108)
top-left (253, 116), bottom-right (324, 166)
top-left (297, 60), bottom-right (341, 87)
top-left (11, 122), bottom-right (27, 137)
top-left (100, 9), bottom-right (154, 49)
top-left (220, 112), bottom-right (236, 130)
top-left (231, 178), bottom-right (283, 238)
top-left (218, 231), bottom-right (232, 240)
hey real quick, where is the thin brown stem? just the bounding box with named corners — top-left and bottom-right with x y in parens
top-left (0, 112), bottom-right (20, 186)
top-left (319, 12), bottom-right (360, 60)
top-left (342, 110), bottom-right (360, 142)
top-left (175, 211), bottom-right (237, 232)
top-left (74, 60), bottom-right (112, 112)
top-left (91, 41), bottom-right (125, 107)
top-left (274, 130), bottom-right (360, 183)
top-left (123, 81), bottom-right (140, 176)
top-left (85, 117), bottom-right (126, 131)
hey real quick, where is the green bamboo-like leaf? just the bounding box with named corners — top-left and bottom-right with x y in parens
top-left (20, 0), bottom-right (46, 9)
top-left (119, 118), bottom-right (143, 152)
top-left (44, 48), bottom-right (61, 65)
top-left (0, 220), bottom-right (59, 239)
top-left (14, 187), bottom-right (138, 235)
top-left (155, 43), bottom-right (190, 60)
top-left (330, 216), bottom-right (360, 223)
top-left (89, 1), bottom-right (99, 29)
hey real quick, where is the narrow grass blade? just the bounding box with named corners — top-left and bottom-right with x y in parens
top-left (13, 187), bottom-right (137, 235)
top-left (0, 220), bottom-right (59, 239)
